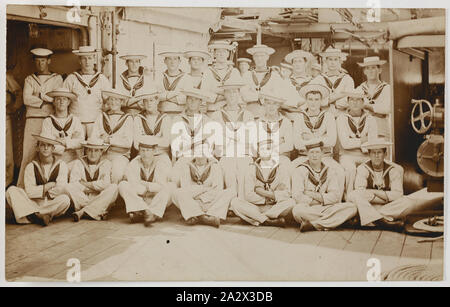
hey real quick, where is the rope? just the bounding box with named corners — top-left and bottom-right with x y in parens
top-left (382, 264), bottom-right (443, 281)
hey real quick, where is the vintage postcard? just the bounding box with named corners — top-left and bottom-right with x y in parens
top-left (2, 2), bottom-right (446, 284)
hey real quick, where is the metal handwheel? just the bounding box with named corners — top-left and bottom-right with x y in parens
top-left (411, 99), bottom-right (433, 134)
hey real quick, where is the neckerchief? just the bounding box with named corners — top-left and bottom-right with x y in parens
top-left (139, 112), bottom-right (166, 136)
top-left (189, 159), bottom-right (212, 185)
top-left (190, 72), bottom-right (204, 89)
top-left (300, 162), bottom-right (328, 192)
top-left (79, 157), bottom-right (103, 182)
top-left (181, 113), bottom-right (203, 138)
top-left (209, 65), bottom-right (233, 85)
top-left (255, 158), bottom-right (279, 190)
top-left (73, 71), bottom-right (101, 94)
top-left (163, 71), bottom-right (184, 91)
top-left (120, 67), bottom-right (144, 96)
top-left (49, 115), bottom-right (73, 137)
top-left (140, 164), bottom-right (156, 182)
top-left (290, 75), bottom-right (311, 91)
top-left (360, 81), bottom-right (388, 104)
top-left (302, 111), bottom-right (326, 133)
top-left (221, 108), bottom-right (245, 132)
top-left (346, 113), bottom-right (367, 138)
top-left (320, 72), bottom-right (346, 92)
top-left (30, 72), bottom-right (58, 87)
top-left (260, 115), bottom-right (284, 137)
top-left (252, 68), bottom-right (272, 91)
top-left (31, 156), bottom-right (60, 198)
top-left (363, 160), bottom-right (394, 191)
top-left (102, 112), bottom-right (130, 135)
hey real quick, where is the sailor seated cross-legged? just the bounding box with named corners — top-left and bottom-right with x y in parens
top-left (172, 141), bottom-right (235, 228)
top-left (230, 139), bottom-right (295, 227)
top-left (209, 78), bottom-right (255, 199)
top-left (347, 138), bottom-right (405, 231)
top-left (66, 138), bottom-right (118, 222)
top-left (41, 88), bottom-right (84, 167)
top-left (291, 140), bottom-right (357, 232)
top-left (90, 88), bottom-right (133, 184)
top-left (119, 136), bottom-right (172, 226)
top-left (6, 133), bottom-right (70, 226)
top-left (337, 88), bottom-right (378, 198)
top-left (292, 83), bottom-right (345, 201)
top-left (133, 86), bottom-right (172, 168)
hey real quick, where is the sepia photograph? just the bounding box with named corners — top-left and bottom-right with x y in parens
top-left (2, 3), bottom-right (446, 283)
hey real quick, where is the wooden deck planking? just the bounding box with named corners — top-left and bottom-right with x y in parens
top-left (5, 214), bottom-right (443, 282)
top-left (343, 229), bottom-right (381, 254)
top-left (247, 225), bottom-right (280, 238)
top-left (5, 227), bottom-right (113, 280)
top-left (317, 229), bottom-right (355, 250)
top-left (291, 229), bottom-right (328, 246)
top-left (398, 234), bottom-right (433, 266)
top-left (431, 240), bottom-right (444, 261)
top-left (268, 226), bottom-right (301, 243)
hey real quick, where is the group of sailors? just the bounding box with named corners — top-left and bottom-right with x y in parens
top-left (5, 40), bottom-right (432, 232)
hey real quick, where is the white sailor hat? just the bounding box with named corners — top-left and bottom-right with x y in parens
top-left (319, 47), bottom-right (348, 59)
top-left (47, 88), bottom-right (77, 101)
top-left (134, 86), bottom-right (161, 101)
top-left (30, 48), bottom-right (53, 57)
top-left (208, 40), bottom-right (234, 51)
top-left (182, 88), bottom-right (209, 101)
top-left (102, 88), bottom-right (130, 101)
top-left (361, 137), bottom-right (392, 150)
top-left (247, 44), bottom-right (275, 56)
top-left (298, 83), bottom-right (330, 100)
top-left (358, 56), bottom-right (387, 67)
top-left (344, 88), bottom-right (366, 100)
top-left (285, 50), bottom-right (312, 64)
top-left (259, 89), bottom-right (286, 105)
top-left (305, 139), bottom-right (324, 151)
top-left (33, 132), bottom-right (61, 146)
top-left (158, 51), bottom-right (183, 58)
top-left (237, 58), bottom-right (252, 64)
top-left (218, 77), bottom-right (246, 90)
top-left (81, 138), bottom-right (109, 150)
top-left (119, 54), bottom-right (147, 61)
top-left (72, 46), bottom-right (97, 56)
top-left (184, 49), bottom-right (211, 61)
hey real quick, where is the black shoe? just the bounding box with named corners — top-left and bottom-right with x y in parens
top-left (299, 219), bottom-right (315, 232)
top-left (375, 218), bottom-right (405, 233)
top-left (72, 211), bottom-right (83, 222)
top-left (263, 217), bottom-right (286, 227)
top-left (200, 215), bottom-right (220, 228)
top-left (342, 216), bottom-right (361, 229)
